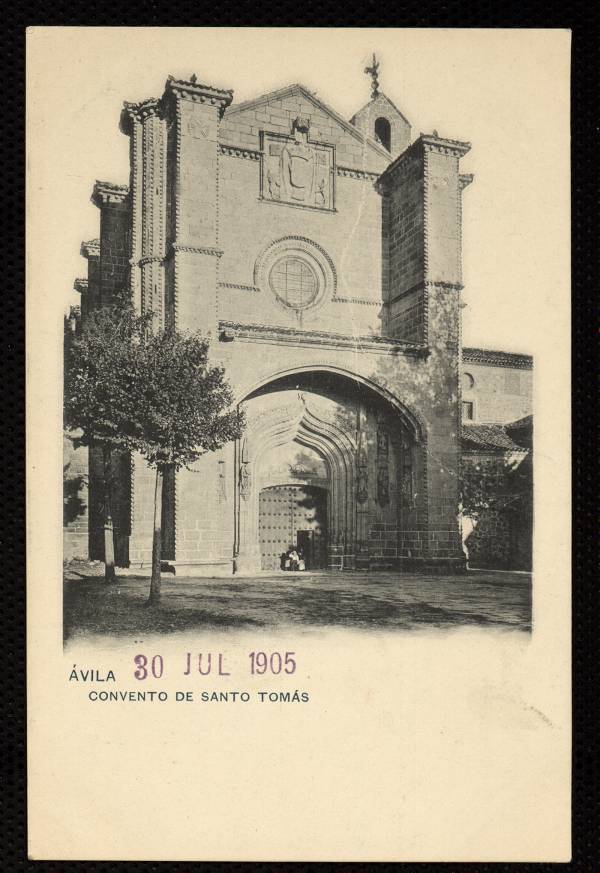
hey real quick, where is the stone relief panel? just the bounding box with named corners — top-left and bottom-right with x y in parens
top-left (261, 117), bottom-right (335, 211)
top-left (377, 466), bottom-right (390, 506)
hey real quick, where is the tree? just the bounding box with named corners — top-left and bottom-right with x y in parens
top-left (129, 329), bottom-right (244, 605)
top-left (64, 301), bottom-right (152, 582)
top-left (65, 298), bottom-right (244, 599)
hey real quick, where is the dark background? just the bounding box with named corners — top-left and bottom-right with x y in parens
top-left (3, 9), bottom-right (598, 871)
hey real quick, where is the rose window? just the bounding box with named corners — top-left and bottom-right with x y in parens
top-left (269, 257), bottom-right (319, 309)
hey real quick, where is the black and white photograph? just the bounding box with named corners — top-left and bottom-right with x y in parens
top-left (27, 28), bottom-right (571, 862)
top-left (62, 37), bottom-right (535, 641)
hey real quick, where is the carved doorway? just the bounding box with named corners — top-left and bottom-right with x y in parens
top-left (258, 484), bottom-right (328, 571)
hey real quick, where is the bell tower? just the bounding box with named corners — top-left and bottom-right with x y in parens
top-left (350, 54), bottom-right (411, 159)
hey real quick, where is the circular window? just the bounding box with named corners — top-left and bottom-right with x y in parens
top-left (269, 257), bottom-right (319, 309)
top-left (255, 236), bottom-right (336, 312)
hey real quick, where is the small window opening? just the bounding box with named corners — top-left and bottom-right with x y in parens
top-left (375, 117), bottom-right (391, 152)
top-left (462, 401), bottom-right (474, 421)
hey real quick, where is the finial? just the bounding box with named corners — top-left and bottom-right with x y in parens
top-left (364, 53), bottom-right (380, 99)
top-left (190, 74), bottom-right (197, 84)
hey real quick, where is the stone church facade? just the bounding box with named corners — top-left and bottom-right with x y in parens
top-left (71, 70), bottom-right (532, 575)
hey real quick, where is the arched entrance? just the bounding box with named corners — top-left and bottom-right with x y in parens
top-left (259, 484), bottom-right (328, 570)
top-left (233, 369), bottom-right (424, 574)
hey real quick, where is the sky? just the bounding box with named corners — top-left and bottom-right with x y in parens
top-left (28, 27), bottom-right (570, 354)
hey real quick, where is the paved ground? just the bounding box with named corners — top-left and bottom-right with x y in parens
top-left (63, 564), bottom-right (532, 641)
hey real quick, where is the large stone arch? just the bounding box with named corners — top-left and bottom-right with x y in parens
top-left (235, 392), bottom-right (358, 572)
top-left (236, 363), bottom-right (427, 444)
top-left (232, 366), bottom-right (426, 573)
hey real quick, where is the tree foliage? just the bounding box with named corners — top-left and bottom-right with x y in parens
top-left (64, 296), bottom-right (245, 599)
top-left (64, 300), bottom-right (153, 452)
top-left (460, 453), bottom-right (532, 521)
top-left (65, 298), bottom-right (244, 469)
top-left (123, 328), bottom-right (244, 471)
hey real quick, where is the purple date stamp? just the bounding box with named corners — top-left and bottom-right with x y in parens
top-left (132, 651), bottom-right (297, 680)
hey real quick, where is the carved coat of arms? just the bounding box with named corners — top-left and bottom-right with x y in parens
top-left (262, 117), bottom-right (333, 210)
top-left (282, 134), bottom-right (315, 201)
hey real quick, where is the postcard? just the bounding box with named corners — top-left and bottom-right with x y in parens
top-left (27, 27), bottom-right (571, 861)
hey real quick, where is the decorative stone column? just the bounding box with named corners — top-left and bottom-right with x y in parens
top-left (120, 98), bottom-right (168, 325)
top-left (120, 97), bottom-right (170, 568)
top-left (120, 102), bottom-right (144, 313)
top-left (160, 76), bottom-right (234, 573)
top-left (140, 100), bottom-right (167, 327)
top-left (122, 97), bottom-right (168, 327)
top-left (162, 75), bottom-right (233, 335)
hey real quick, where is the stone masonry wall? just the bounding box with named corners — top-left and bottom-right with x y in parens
top-left (217, 154), bottom-right (385, 335)
top-left (82, 78), bottom-right (476, 573)
top-left (461, 360), bottom-right (533, 424)
top-left (220, 87), bottom-right (390, 175)
top-left (98, 198), bottom-right (130, 304)
top-left (383, 144), bottom-right (425, 341)
top-left (386, 289), bottom-right (424, 343)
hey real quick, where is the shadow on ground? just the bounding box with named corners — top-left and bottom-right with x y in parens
top-left (63, 565), bottom-right (532, 642)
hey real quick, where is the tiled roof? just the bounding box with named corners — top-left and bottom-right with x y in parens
top-left (463, 347), bottom-right (533, 369)
top-left (461, 424), bottom-right (525, 452)
top-left (505, 414), bottom-right (533, 431)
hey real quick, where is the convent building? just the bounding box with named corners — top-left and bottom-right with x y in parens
top-left (68, 65), bottom-right (533, 575)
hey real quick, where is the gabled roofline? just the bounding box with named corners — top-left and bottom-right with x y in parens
top-left (376, 92), bottom-right (411, 127)
top-left (350, 91), bottom-right (411, 128)
top-left (225, 83), bottom-right (392, 162)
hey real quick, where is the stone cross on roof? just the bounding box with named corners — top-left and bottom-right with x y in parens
top-left (364, 53), bottom-right (380, 99)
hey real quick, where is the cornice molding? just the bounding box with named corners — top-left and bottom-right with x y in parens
top-left (425, 280), bottom-right (464, 292)
top-left (462, 347), bottom-right (533, 370)
top-left (164, 75), bottom-right (233, 116)
top-left (337, 166), bottom-right (380, 182)
top-left (377, 132), bottom-right (470, 190)
top-left (421, 133), bottom-right (471, 158)
top-left (218, 282), bottom-right (260, 293)
top-left (170, 242), bottom-right (224, 258)
top-left (218, 320), bottom-right (425, 356)
top-left (219, 144), bottom-right (261, 161)
top-left (91, 180), bottom-right (130, 208)
top-left (333, 297), bottom-right (380, 307)
top-left (80, 239), bottom-right (100, 259)
top-left (120, 98), bottom-right (163, 135)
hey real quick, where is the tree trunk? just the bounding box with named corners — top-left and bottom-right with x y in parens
top-left (102, 444), bottom-right (116, 583)
top-left (148, 465), bottom-right (164, 605)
